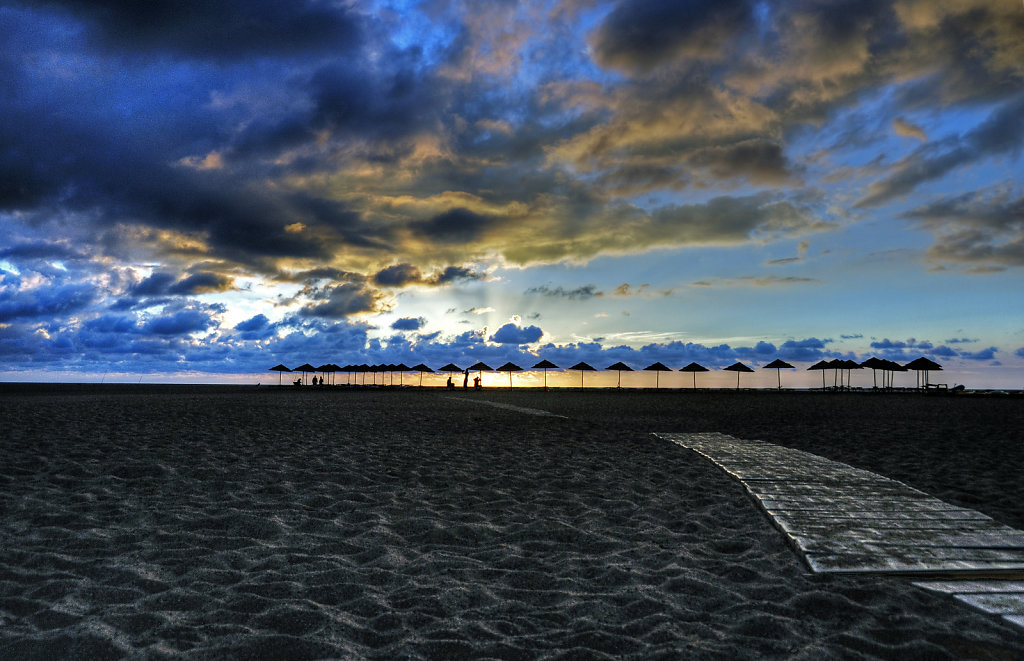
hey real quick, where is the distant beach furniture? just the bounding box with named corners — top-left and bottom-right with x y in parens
top-left (679, 362), bottom-right (709, 389)
top-left (606, 361), bottom-right (633, 388)
top-left (532, 359), bottom-right (559, 389)
top-left (497, 362), bottom-right (523, 389)
top-left (643, 362), bottom-right (672, 389)
top-left (762, 359), bottom-right (794, 390)
top-left (723, 361), bottom-right (754, 389)
top-left (569, 361), bottom-right (596, 389)
top-left (268, 364), bottom-right (291, 386)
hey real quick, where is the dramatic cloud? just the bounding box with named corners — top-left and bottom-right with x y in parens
top-left (858, 95), bottom-right (1024, 208)
top-left (300, 283), bottom-right (389, 319)
top-left (489, 323), bottom-right (544, 345)
top-left (904, 187), bottom-right (1024, 269)
top-left (1, 0), bottom-right (1022, 381)
top-left (35, 0), bottom-right (363, 60)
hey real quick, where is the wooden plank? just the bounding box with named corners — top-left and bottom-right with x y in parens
top-left (954, 593), bottom-right (1024, 615)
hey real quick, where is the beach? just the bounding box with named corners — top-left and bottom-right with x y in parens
top-left (2, 385), bottom-right (1023, 659)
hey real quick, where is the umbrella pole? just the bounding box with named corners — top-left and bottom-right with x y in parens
top-left (693, 372), bottom-right (696, 389)
top-left (777, 369), bottom-right (781, 390)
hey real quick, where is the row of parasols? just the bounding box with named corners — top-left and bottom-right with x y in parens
top-left (268, 356), bottom-right (943, 390)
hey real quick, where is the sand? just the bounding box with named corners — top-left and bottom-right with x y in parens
top-left (2, 384), bottom-right (1024, 659)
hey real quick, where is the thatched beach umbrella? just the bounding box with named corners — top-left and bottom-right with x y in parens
top-left (860, 357), bottom-right (886, 389)
top-left (723, 362), bottom-right (754, 390)
top-left (438, 364), bottom-right (462, 390)
top-left (316, 363), bottom-right (336, 385)
top-left (643, 361), bottom-right (672, 389)
top-left (497, 361), bottom-right (523, 389)
top-left (679, 362), bottom-right (709, 389)
top-left (294, 363), bottom-right (316, 385)
top-left (468, 361), bottom-right (493, 388)
top-left (807, 360), bottom-right (830, 390)
top-left (356, 363), bottom-right (370, 386)
top-left (606, 361), bottom-right (633, 388)
top-left (268, 364), bottom-right (291, 386)
top-left (532, 359), bottom-right (559, 389)
top-left (412, 363), bottom-right (433, 387)
top-left (684, 362), bottom-right (708, 388)
top-left (395, 363), bottom-right (413, 386)
top-left (905, 356), bottom-right (942, 389)
top-left (762, 359), bottom-right (794, 390)
top-left (839, 359), bottom-right (862, 390)
top-left (569, 361), bottom-right (596, 389)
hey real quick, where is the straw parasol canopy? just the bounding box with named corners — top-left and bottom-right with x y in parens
top-left (468, 361), bottom-right (493, 388)
top-left (643, 361), bottom-right (672, 389)
top-left (860, 356), bottom-right (886, 389)
top-left (679, 362), bottom-right (708, 389)
top-left (606, 361), bottom-right (633, 388)
top-left (268, 364), bottom-right (291, 386)
top-left (723, 361), bottom-right (754, 390)
top-left (395, 363), bottom-right (413, 386)
top-left (839, 359), bottom-right (862, 390)
top-left (316, 363), bottom-right (336, 385)
top-left (881, 359), bottom-right (906, 389)
top-left (762, 359), bottom-right (794, 390)
top-left (532, 359), bottom-right (559, 389)
top-left (568, 361), bottom-right (596, 389)
top-left (807, 360), bottom-right (830, 390)
top-left (294, 363), bottom-right (317, 385)
top-left (497, 361), bottom-right (523, 389)
top-left (905, 356), bottom-right (942, 388)
top-left (412, 363), bottom-right (433, 387)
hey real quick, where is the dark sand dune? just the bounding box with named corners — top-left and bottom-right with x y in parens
top-left (2, 385), bottom-right (1023, 659)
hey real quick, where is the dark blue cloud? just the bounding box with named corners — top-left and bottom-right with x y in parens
top-left (167, 272), bottom-right (234, 295)
top-left (391, 317), bottom-right (426, 331)
top-left (959, 347), bottom-right (998, 361)
top-left (33, 0), bottom-right (363, 61)
top-left (591, 0), bottom-right (752, 72)
top-left (525, 285), bottom-right (603, 300)
top-left (144, 308), bottom-right (217, 336)
top-left (414, 208), bottom-right (499, 245)
top-left (0, 283), bottom-right (96, 323)
top-left (375, 264), bottom-right (422, 287)
top-left (299, 283), bottom-right (383, 319)
top-left (490, 323), bottom-right (543, 345)
top-left (235, 314), bottom-right (270, 332)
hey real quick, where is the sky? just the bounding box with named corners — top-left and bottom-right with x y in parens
top-left (2, 0), bottom-right (1023, 388)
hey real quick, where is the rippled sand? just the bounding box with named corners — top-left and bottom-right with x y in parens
top-left (2, 385), bottom-right (1023, 659)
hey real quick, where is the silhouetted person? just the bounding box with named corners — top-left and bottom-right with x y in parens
top-left (446, 375), bottom-right (454, 389)
top-left (463, 368), bottom-right (469, 389)
top-left (473, 376), bottom-right (481, 390)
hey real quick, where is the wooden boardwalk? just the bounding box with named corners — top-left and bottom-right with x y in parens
top-left (655, 432), bottom-right (1024, 628)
